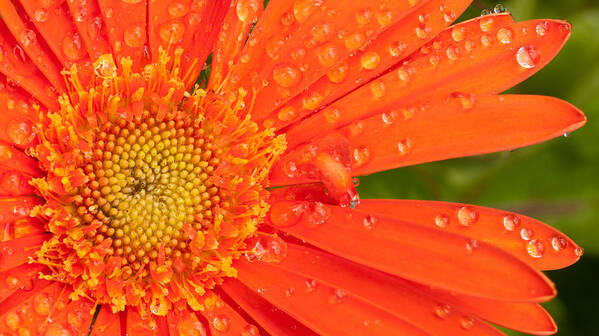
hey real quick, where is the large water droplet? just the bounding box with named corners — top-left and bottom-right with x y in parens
top-left (213, 315), bottom-right (230, 332)
top-left (496, 27), bottom-right (514, 44)
top-left (503, 214), bottom-right (521, 231)
top-left (434, 304), bottom-right (451, 319)
top-left (435, 214), bottom-right (449, 228)
top-left (457, 206), bottom-right (478, 226)
top-left (516, 45), bottom-right (540, 69)
top-left (124, 25), bottom-right (145, 48)
top-left (551, 235), bottom-right (568, 252)
top-left (527, 239), bottom-right (544, 258)
top-left (520, 227), bottom-right (534, 241)
top-left (272, 64), bottom-right (301, 88)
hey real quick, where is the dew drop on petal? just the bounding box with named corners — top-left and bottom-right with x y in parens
top-left (496, 27), bottom-right (514, 44)
top-left (551, 235), bottom-right (568, 251)
top-left (159, 20), bottom-right (185, 44)
top-left (536, 21), bottom-right (548, 36)
top-left (575, 247), bottom-right (584, 257)
top-left (4, 276), bottom-right (20, 290)
top-left (277, 106), bottom-right (297, 122)
top-left (516, 45), bottom-right (540, 69)
top-left (241, 324), bottom-right (260, 336)
top-left (327, 63), bottom-right (348, 83)
top-left (324, 108), bottom-right (341, 124)
top-left (527, 239), bottom-right (544, 258)
top-left (344, 33), bottom-right (365, 50)
top-left (388, 41), bottom-right (406, 57)
top-left (212, 315), bottom-right (230, 332)
top-left (352, 146), bottom-right (371, 167)
top-left (369, 80), bottom-right (386, 99)
top-left (168, 1), bottom-right (189, 17)
top-left (434, 214), bottom-right (449, 228)
top-left (520, 227), bottom-right (534, 241)
top-left (457, 206), bottom-right (478, 226)
top-left (307, 202), bottom-right (331, 225)
top-left (465, 239), bottom-right (478, 253)
top-left (331, 289), bottom-right (347, 303)
top-left (272, 64), bottom-right (301, 88)
top-left (363, 215), bottom-right (377, 231)
top-left (397, 138), bottom-right (412, 155)
top-left (461, 317), bottom-right (475, 329)
top-left (361, 51), bottom-right (381, 70)
top-left (503, 214), bottom-right (521, 232)
top-left (34, 8), bottom-right (49, 22)
top-left (479, 17), bottom-right (494, 32)
top-left (305, 279), bottom-right (317, 292)
top-left (434, 304), bottom-right (451, 319)
top-left (285, 287), bottom-right (295, 297)
top-left (317, 44), bottom-right (338, 67)
top-left (33, 293), bottom-right (52, 315)
top-left (7, 118), bottom-right (35, 146)
top-left (123, 24), bottom-right (146, 48)
top-left (451, 27), bottom-right (465, 42)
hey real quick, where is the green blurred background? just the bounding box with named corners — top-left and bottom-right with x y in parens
top-left (356, 1), bottom-right (599, 335)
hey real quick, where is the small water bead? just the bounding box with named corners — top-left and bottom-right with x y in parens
top-left (479, 17), bottom-right (495, 32)
top-left (444, 11), bottom-right (457, 23)
top-left (450, 92), bottom-right (476, 110)
top-left (460, 317), bottom-right (475, 329)
top-left (344, 33), bottom-right (365, 50)
top-left (381, 110), bottom-right (397, 125)
top-left (19, 29), bottom-right (37, 47)
top-left (327, 63), bottom-right (348, 83)
top-left (376, 10), bottom-right (393, 27)
top-left (575, 247), bottom-right (584, 257)
top-left (480, 34), bottom-right (493, 47)
top-left (496, 27), bottom-right (514, 44)
top-left (281, 10), bottom-right (295, 26)
top-left (434, 304), bottom-right (451, 319)
top-left (527, 239), bottom-right (544, 258)
top-left (331, 289), bottom-right (347, 303)
top-left (33, 293), bottom-right (52, 315)
top-left (311, 22), bottom-right (332, 42)
top-left (465, 239), bottom-right (478, 253)
top-left (446, 45), bottom-right (460, 60)
top-left (272, 64), bottom-right (302, 88)
top-left (212, 315), bottom-right (230, 332)
top-left (451, 27), bottom-right (465, 42)
top-left (434, 214), bottom-right (449, 228)
top-left (520, 227), bottom-right (534, 241)
top-left (536, 22), bottom-right (548, 36)
top-left (241, 325), bottom-right (260, 336)
top-left (293, 0), bottom-right (322, 23)
top-left (277, 106), bottom-right (297, 122)
top-left (317, 44), bottom-right (338, 67)
top-left (302, 92), bottom-right (323, 110)
top-left (34, 8), bottom-right (49, 22)
top-left (306, 202), bottom-right (330, 225)
top-left (324, 108), bottom-right (341, 123)
top-left (457, 206), bottom-right (478, 226)
top-left (361, 51), bottom-right (381, 70)
top-left (369, 80), bottom-right (386, 99)
top-left (516, 45), bottom-right (540, 69)
top-left (4, 311), bottom-right (20, 330)
top-left (551, 235), bottom-right (568, 251)
top-left (236, 0), bottom-right (259, 22)
top-left (416, 24), bottom-right (430, 39)
top-left (306, 279), bottom-right (318, 291)
top-left (388, 41), bottom-right (406, 57)
top-left (168, 1), bottom-right (189, 17)
top-left (355, 9), bottom-right (373, 25)
top-left (159, 20), bottom-right (185, 44)
top-left (7, 118), bottom-right (35, 146)
top-left (352, 146), bottom-right (371, 167)
top-left (397, 67), bottom-right (410, 82)
top-left (503, 214), bottom-right (521, 231)
top-left (45, 324), bottom-right (74, 336)
top-left (285, 287), bottom-right (295, 297)
top-left (363, 215), bottom-right (377, 230)
top-left (397, 138), bottom-right (412, 155)
top-left (493, 4), bottom-right (508, 13)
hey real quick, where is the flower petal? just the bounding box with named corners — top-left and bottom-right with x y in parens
top-left (234, 259), bottom-right (431, 336)
top-left (46, 298), bottom-right (97, 335)
top-left (167, 307), bottom-right (209, 336)
top-left (66, 0), bottom-right (112, 60)
top-left (19, 0), bottom-right (91, 68)
top-left (0, 23), bottom-right (59, 108)
top-left (261, 0), bottom-right (482, 130)
top-left (126, 307), bottom-right (169, 336)
top-left (221, 279), bottom-right (318, 336)
top-left (0, 84), bottom-right (39, 149)
top-left (0, 0), bottom-right (65, 93)
top-left (273, 243), bottom-right (504, 336)
top-left (225, 0), bottom-right (424, 114)
top-left (0, 264), bottom-right (45, 304)
top-left (89, 306), bottom-right (121, 336)
top-left (97, 0), bottom-right (147, 69)
top-left (355, 199), bottom-right (582, 270)
top-left (0, 196), bottom-right (42, 227)
top-left (270, 95), bottom-right (585, 186)
top-left (0, 234), bottom-right (50, 272)
top-left (268, 200), bottom-right (555, 301)
top-left (209, 0), bottom-right (264, 89)
top-left (284, 19), bottom-right (573, 148)
top-left (0, 141), bottom-right (43, 177)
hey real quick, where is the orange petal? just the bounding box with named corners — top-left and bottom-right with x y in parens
top-left (200, 291), bottom-right (251, 335)
top-left (225, 0), bottom-right (424, 112)
top-left (221, 279), bottom-right (318, 336)
top-left (273, 243), bottom-right (504, 336)
top-left (284, 19), bottom-right (573, 148)
top-left (421, 286), bottom-right (557, 335)
top-left (98, 0), bottom-right (148, 69)
top-left (208, 0), bottom-right (263, 89)
top-left (0, 21), bottom-right (58, 108)
top-left (20, 0), bottom-right (91, 68)
top-left (0, 282), bottom-right (65, 334)
top-left (66, 0), bottom-right (112, 60)
top-left (270, 95), bottom-right (585, 185)
top-left (235, 258), bottom-right (431, 336)
top-left (0, 168), bottom-right (36, 196)
top-left (261, 0), bottom-right (481, 130)
top-left (0, 0), bottom-right (65, 93)
top-left (0, 81), bottom-right (39, 149)
top-left (45, 298), bottom-right (96, 336)
top-left (356, 199), bottom-right (582, 270)
top-left (0, 233), bottom-right (50, 272)
top-left (268, 200), bottom-right (555, 301)
top-left (166, 307), bottom-right (209, 336)
top-left (126, 308), bottom-right (169, 336)
top-left (0, 141), bottom-right (43, 176)
top-left (89, 306), bottom-right (121, 336)
top-left (0, 263), bottom-right (45, 304)
top-left (148, 0), bottom-right (231, 87)
top-left (0, 196), bottom-right (42, 226)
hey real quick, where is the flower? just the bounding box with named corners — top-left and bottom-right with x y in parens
top-left (0, 0), bottom-right (586, 335)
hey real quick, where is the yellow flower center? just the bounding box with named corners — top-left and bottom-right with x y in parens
top-left (28, 49), bottom-right (286, 315)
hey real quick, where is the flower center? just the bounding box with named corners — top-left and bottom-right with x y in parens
top-left (76, 115), bottom-right (220, 274)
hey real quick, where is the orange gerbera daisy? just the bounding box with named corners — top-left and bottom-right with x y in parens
top-left (0, 0), bottom-right (586, 335)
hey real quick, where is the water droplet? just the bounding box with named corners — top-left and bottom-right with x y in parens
top-left (348, 121), bottom-right (364, 138)
top-left (19, 29), bottom-right (37, 47)
top-left (527, 239), bottom-right (544, 258)
top-left (369, 80), bottom-right (386, 99)
top-left (355, 9), bottom-right (373, 25)
top-left (435, 214), bottom-right (449, 228)
top-left (446, 45), bottom-right (460, 60)
top-left (281, 10), bottom-right (295, 26)
top-left (168, 1), bottom-right (189, 17)
top-left (159, 20), bottom-right (185, 44)
top-left (493, 4), bottom-right (508, 13)
top-left (34, 8), bottom-right (49, 22)
top-left (397, 66), bottom-right (411, 82)
top-left (457, 206), bottom-right (478, 226)
top-left (252, 234), bottom-right (288, 263)
top-left (277, 106), bottom-right (297, 122)
top-left (7, 118), bottom-right (35, 146)
top-left (33, 293), bottom-right (52, 315)
top-left (285, 287), bottom-right (295, 297)
top-left (451, 27), bottom-right (465, 42)
top-left (236, 0), bottom-right (258, 22)
top-left (212, 315), bottom-right (230, 332)
top-left (352, 146), bottom-right (371, 167)
top-left (361, 51), bottom-right (381, 70)
top-left (575, 247), bottom-right (584, 257)
top-left (461, 316), bottom-right (475, 329)
top-left (124, 24), bottom-right (145, 48)
top-left (503, 214), bottom-right (521, 231)
top-left (344, 33), bottom-right (365, 50)
top-left (302, 92), bottom-right (323, 110)
top-left (273, 63), bottom-right (302, 88)
top-left (293, 0), bottom-right (322, 23)
top-left (327, 63), bottom-right (348, 83)
top-left (397, 138), bottom-right (412, 155)
top-left (516, 45), bottom-right (540, 69)
top-left (376, 10), bottom-right (393, 27)
top-left (324, 108), bottom-right (341, 123)
top-left (331, 289), bottom-right (347, 303)
top-left (450, 92), bottom-right (476, 110)
top-left (536, 22), bottom-right (548, 36)
top-left (317, 44), bottom-right (338, 67)
top-left (4, 276), bottom-right (20, 290)
top-left (479, 17), bottom-right (495, 32)
top-left (306, 279), bottom-right (317, 291)
top-left (520, 227), bottom-right (534, 241)
top-left (388, 41), bottom-right (406, 57)
top-left (241, 324), bottom-right (260, 336)
top-left (496, 27), bottom-right (514, 44)
top-left (551, 235), bottom-right (568, 251)
top-left (444, 11), bottom-right (456, 23)
top-left (466, 239), bottom-right (478, 253)
top-left (381, 110), bottom-right (397, 125)
top-left (434, 304), bottom-right (451, 319)
top-left (363, 215), bottom-right (377, 231)
top-left (4, 311), bottom-right (20, 330)
top-left (307, 202), bottom-right (331, 225)
top-left (416, 24), bottom-right (430, 39)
